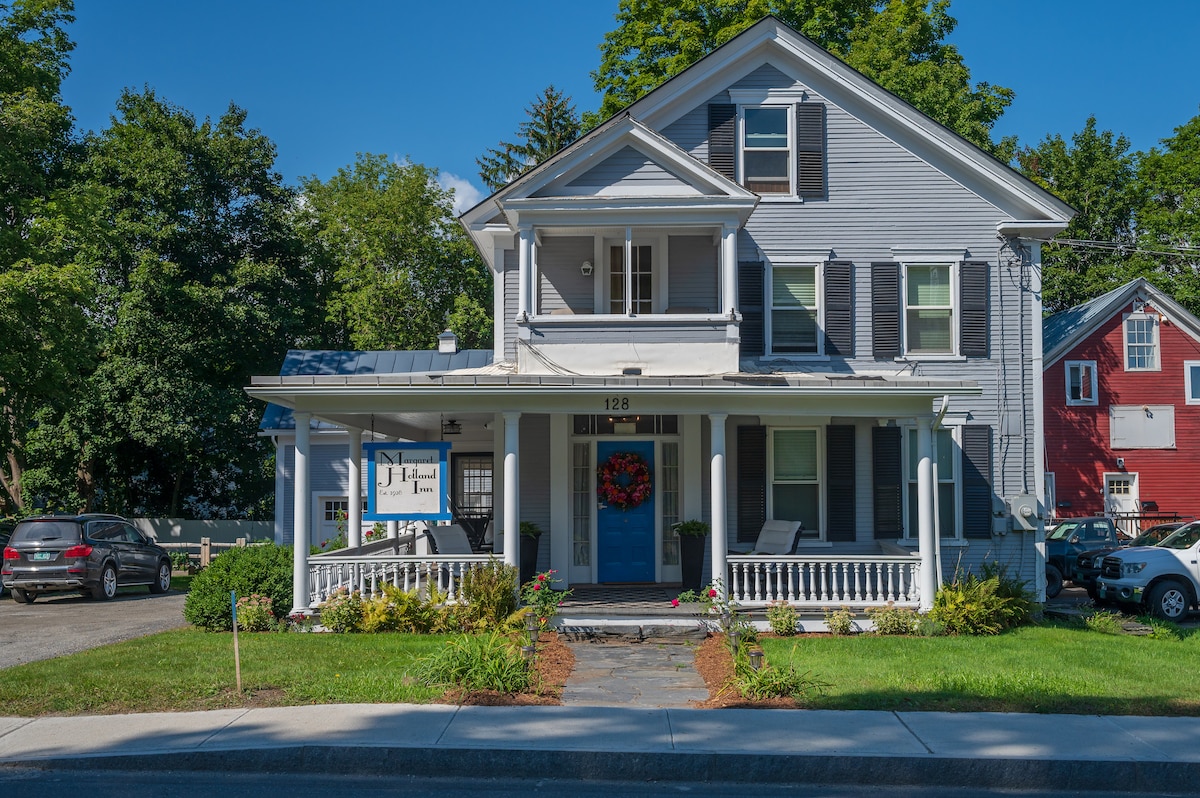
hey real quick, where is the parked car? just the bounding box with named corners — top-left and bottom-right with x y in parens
top-left (0, 521), bottom-right (10, 597)
top-left (1044, 517), bottom-right (1123, 599)
top-left (1074, 522), bottom-right (1185, 601)
top-left (1, 514), bottom-right (172, 603)
top-left (1097, 521), bottom-right (1200, 620)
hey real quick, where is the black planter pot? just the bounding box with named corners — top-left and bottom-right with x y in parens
top-left (520, 534), bottom-right (540, 586)
top-left (679, 534), bottom-right (707, 593)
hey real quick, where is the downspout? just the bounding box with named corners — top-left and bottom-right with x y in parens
top-left (932, 395), bottom-right (950, 588)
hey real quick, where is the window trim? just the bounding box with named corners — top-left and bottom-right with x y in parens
top-left (738, 104), bottom-right (793, 196)
top-left (766, 260), bottom-right (824, 357)
top-left (902, 424), bottom-right (962, 540)
top-left (1185, 361), bottom-right (1200, 405)
top-left (766, 426), bottom-right (824, 539)
top-left (1065, 360), bottom-right (1098, 406)
top-left (901, 262), bottom-right (958, 357)
top-left (1122, 312), bottom-right (1160, 371)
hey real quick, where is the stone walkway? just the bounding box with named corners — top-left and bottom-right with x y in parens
top-left (561, 640), bottom-right (709, 707)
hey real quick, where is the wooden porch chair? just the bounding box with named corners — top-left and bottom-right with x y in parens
top-left (729, 520), bottom-right (803, 555)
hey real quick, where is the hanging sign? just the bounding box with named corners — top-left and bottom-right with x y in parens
top-left (363, 442), bottom-right (451, 521)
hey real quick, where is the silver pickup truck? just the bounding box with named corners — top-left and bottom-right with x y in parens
top-left (1096, 521), bottom-right (1200, 621)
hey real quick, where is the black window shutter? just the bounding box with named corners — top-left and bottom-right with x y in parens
top-left (708, 104), bottom-right (736, 180)
top-left (960, 260), bottom-right (989, 358)
top-left (871, 262), bottom-right (900, 359)
top-left (962, 425), bottom-right (993, 539)
top-left (795, 103), bottom-right (826, 199)
top-left (872, 426), bottom-right (902, 538)
top-left (824, 260), bottom-right (853, 357)
top-left (826, 425), bottom-right (856, 541)
top-left (736, 425), bottom-right (767, 544)
top-left (739, 260), bottom-right (764, 357)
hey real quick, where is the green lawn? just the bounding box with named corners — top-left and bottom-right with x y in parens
top-left (0, 629), bottom-right (450, 716)
top-left (759, 622), bottom-right (1200, 715)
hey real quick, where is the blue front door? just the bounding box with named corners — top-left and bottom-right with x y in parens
top-left (597, 441), bottom-right (655, 583)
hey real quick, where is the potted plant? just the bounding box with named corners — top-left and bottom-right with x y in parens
top-left (674, 519), bottom-right (709, 592)
top-left (519, 521), bottom-right (543, 586)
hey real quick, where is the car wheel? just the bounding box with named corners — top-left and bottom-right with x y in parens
top-left (92, 563), bottom-right (118, 601)
top-left (1147, 580), bottom-right (1189, 622)
top-left (1045, 564), bottom-right (1064, 599)
top-left (12, 587), bottom-right (34, 604)
top-left (150, 560), bottom-right (171, 594)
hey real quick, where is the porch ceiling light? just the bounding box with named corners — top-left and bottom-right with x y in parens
top-left (441, 419), bottom-right (462, 436)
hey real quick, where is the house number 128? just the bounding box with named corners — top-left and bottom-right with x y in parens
top-left (605, 397), bottom-right (630, 410)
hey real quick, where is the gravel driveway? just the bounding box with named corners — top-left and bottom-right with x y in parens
top-left (0, 589), bottom-right (187, 669)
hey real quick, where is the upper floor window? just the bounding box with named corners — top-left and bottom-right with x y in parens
top-left (742, 106), bottom-right (791, 195)
top-left (1066, 361), bottom-right (1098, 406)
top-left (608, 242), bottom-right (654, 314)
top-left (904, 264), bottom-right (954, 355)
top-left (1123, 312), bottom-right (1159, 371)
top-left (770, 265), bottom-right (819, 354)
top-left (1186, 361), bottom-right (1200, 405)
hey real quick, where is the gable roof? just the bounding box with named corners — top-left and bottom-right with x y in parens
top-left (1043, 278), bottom-right (1200, 366)
top-left (260, 349), bottom-right (493, 431)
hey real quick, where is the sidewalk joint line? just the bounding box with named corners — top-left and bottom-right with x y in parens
top-left (892, 711), bottom-right (933, 754)
top-left (0, 718), bottom-right (34, 743)
top-left (196, 708), bottom-right (252, 748)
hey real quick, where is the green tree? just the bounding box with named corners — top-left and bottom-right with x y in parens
top-left (590, 0), bottom-right (1012, 154)
top-left (30, 89), bottom-right (316, 517)
top-left (1135, 109), bottom-right (1200, 315)
top-left (1017, 117), bottom-right (1142, 312)
top-left (477, 85), bottom-right (581, 191)
top-left (301, 154), bottom-right (491, 350)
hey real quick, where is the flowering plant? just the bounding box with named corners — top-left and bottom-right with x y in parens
top-left (597, 451), bottom-right (652, 510)
top-left (521, 569), bottom-right (572, 629)
top-left (235, 593), bottom-right (275, 631)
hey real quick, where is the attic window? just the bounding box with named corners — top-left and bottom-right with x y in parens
top-left (1123, 312), bottom-right (1159, 371)
top-left (714, 98), bottom-right (825, 199)
top-left (742, 107), bottom-right (790, 194)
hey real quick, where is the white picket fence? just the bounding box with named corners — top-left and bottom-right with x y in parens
top-left (307, 555), bottom-right (495, 607)
top-left (727, 555), bottom-right (921, 608)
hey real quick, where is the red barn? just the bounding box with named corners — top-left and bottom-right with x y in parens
top-left (1043, 278), bottom-right (1200, 530)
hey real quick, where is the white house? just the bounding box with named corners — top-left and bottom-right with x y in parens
top-left (249, 17), bottom-right (1072, 615)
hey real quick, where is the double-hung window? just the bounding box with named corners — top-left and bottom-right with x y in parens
top-left (742, 106), bottom-right (791, 195)
top-left (1123, 312), bottom-right (1159, 371)
top-left (906, 427), bottom-right (958, 538)
top-left (904, 264), bottom-right (954, 355)
top-left (769, 428), bottom-right (820, 536)
top-left (1186, 361), bottom-right (1200, 405)
top-left (1066, 361), bottom-right (1098, 406)
top-left (770, 264), bottom-right (819, 354)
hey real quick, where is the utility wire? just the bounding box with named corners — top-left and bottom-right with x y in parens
top-left (1031, 238), bottom-right (1200, 258)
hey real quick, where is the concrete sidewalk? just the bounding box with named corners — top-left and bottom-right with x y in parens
top-left (2, 704), bottom-right (1199, 794)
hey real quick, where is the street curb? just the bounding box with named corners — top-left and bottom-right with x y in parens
top-left (3, 746), bottom-right (1197, 794)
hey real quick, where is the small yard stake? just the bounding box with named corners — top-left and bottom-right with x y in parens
top-left (231, 590), bottom-right (242, 692)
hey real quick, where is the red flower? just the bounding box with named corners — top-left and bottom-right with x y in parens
top-left (708, 588), bottom-right (718, 598)
top-left (671, 598), bottom-right (680, 607)
top-left (537, 574), bottom-right (546, 581)
top-left (532, 583), bottom-right (541, 591)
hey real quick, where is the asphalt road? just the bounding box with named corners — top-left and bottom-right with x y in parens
top-left (0, 589), bottom-right (187, 669)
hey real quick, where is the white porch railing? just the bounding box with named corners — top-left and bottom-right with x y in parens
top-left (728, 555), bottom-right (921, 608)
top-left (307, 555), bottom-right (495, 608)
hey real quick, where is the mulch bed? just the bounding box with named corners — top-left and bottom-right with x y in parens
top-left (690, 633), bottom-right (799, 709)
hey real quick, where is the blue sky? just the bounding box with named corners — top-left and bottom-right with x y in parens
top-left (61, 1), bottom-right (1199, 212)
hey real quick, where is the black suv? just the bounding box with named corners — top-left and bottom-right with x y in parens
top-left (1, 514), bottom-right (171, 603)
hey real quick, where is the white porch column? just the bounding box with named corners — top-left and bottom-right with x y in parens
top-left (720, 224), bottom-right (738, 315)
top-left (502, 412), bottom-right (521, 570)
top-left (709, 413), bottom-right (729, 594)
top-left (347, 426), bottom-right (362, 549)
top-left (291, 412), bottom-right (312, 615)
top-left (517, 226), bottom-right (532, 319)
top-left (917, 416), bottom-right (937, 611)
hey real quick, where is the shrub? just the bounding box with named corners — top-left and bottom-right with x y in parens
top-left (183, 544), bottom-right (293, 631)
top-left (867, 603), bottom-right (918, 635)
top-left (1138, 614), bottom-right (1184, 641)
top-left (458, 561), bottom-right (520, 632)
top-left (415, 631), bottom-right (532, 693)
top-left (359, 584), bottom-right (458, 634)
top-left (1084, 610), bottom-right (1124, 635)
top-left (930, 568), bottom-right (1034, 636)
top-left (734, 644), bottom-right (828, 700)
top-left (319, 588), bottom-right (364, 632)
top-left (167, 551), bottom-right (192, 571)
top-left (235, 594), bottom-right (276, 632)
top-left (823, 607), bottom-right (857, 636)
top-left (766, 601), bottom-right (798, 636)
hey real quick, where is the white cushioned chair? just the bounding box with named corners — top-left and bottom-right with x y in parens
top-left (730, 520), bottom-right (803, 555)
top-left (427, 523), bottom-right (474, 555)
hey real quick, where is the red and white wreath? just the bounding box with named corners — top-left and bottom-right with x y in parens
top-left (597, 451), bottom-right (652, 510)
